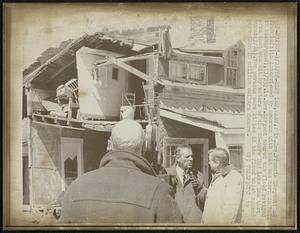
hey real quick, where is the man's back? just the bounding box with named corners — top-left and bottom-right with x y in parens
top-left (60, 151), bottom-right (183, 223)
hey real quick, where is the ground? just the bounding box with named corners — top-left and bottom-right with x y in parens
top-left (19, 206), bottom-right (61, 225)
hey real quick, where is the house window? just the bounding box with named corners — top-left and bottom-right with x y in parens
top-left (169, 61), bottom-right (188, 80)
top-left (228, 145), bottom-right (243, 174)
top-left (169, 61), bottom-right (207, 84)
top-left (226, 69), bottom-right (237, 87)
top-left (112, 67), bottom-right (118, 80)
top-left (225, 50), bottom-right (239, 88)
top-left (164, 144), bottom-right (177, 168)
top-left (189, 64), bottom-right (206, 82)
top-left (64, 157), bottom-right (78, 178)
top-left (93, 65), bottom-right (109, 85)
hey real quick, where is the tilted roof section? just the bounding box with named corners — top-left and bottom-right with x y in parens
top-left (160, 80), bottom-right (245, 95)
top-left (23, 33), bottom-right (137, 87)
top-left (158, 80), bottom-right (245, 131)
top-left (160, 109), bottom-right (244, 133)
top-left (160, 98), bottom-right (244, 115)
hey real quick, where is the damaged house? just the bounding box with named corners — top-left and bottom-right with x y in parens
top-left (22, 29), bottom-right (245, 209)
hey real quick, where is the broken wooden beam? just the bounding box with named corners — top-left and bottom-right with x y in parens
top-left (110, 58), bottom-right (164, 85)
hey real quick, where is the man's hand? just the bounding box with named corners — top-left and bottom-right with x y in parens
top-left (189, 172), bottom-right (204, 195)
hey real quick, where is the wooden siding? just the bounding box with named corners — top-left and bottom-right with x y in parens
top-left (29, 121), bottom-right (110, 206)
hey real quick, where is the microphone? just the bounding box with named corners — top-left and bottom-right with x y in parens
top-left (188, 170), bottom-right (195, 180)
top-left (188, 171), bottom-right (198, 195)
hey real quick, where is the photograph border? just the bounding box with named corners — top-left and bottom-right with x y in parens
top-left (2, 2), bottom-right (297, 230)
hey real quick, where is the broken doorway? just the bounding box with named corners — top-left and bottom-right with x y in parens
top-left (60, 137), bottom-right (83, 191)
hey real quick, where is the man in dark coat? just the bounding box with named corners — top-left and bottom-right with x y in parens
top-left (166, 145), bottom-right (207, 223)
top-left (60, 119), bottom-right (183, 224)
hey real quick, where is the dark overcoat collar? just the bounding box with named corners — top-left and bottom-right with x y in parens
top-left (99, 150), bottom-right (157, 176)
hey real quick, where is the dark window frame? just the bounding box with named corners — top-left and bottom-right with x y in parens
top-left (112, 67), bottom-right (119, 80)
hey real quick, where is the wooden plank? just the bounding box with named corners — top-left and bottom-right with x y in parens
top-left (26, 88), bottom-right (33, 116)
top-left (225, 66), bottom-right (238, 70)
top-left (32, 113), bottom-right (148, 132)
top-left (118, 53), bottom-right (158, 63)
top-left (32, 120), bottom-right (85, 131)
top-left (94, 53), bottom-right (158, 66)
top-left (110, 59), bottom-right (164, 85)
top-left (82, 123), bottom-right (113, 132)
top-left (202, 140), bottom-right (209, 187)
top-left (57, 118), bottom-right (68, 126)
top-left (180, 49), bottom-right (224, 54)
top-left (28, 119), bottom-right (33, 206)
top-left (172, 51), bottom-right (224, 65)
top-left (44, 60), bottom-right (75, 85)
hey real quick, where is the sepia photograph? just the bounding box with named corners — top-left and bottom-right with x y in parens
top-left (3, 3), bottom-right (297, 230)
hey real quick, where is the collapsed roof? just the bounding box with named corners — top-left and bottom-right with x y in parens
top-left (23, 32), bottom-right (146, 90)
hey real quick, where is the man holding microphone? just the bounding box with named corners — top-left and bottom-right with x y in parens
top-left (166, 145), bottom-right (207, 223)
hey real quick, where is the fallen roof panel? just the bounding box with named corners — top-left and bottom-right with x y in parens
top-left (161, 79), bottom-right (245, 95)
top-left (160, 108), bottom-right (244, 133)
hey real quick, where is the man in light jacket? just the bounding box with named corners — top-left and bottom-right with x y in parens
top-left (202, 148), bottom-right (243, 224)
top-left (60, 119), bottom-right (183, 223)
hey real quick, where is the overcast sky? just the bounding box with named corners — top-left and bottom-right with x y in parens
top-left (11, 3), bottom-right (284, 69)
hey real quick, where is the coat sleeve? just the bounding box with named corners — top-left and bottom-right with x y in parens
top-left (195, 187), bottom-right (207, 211)
top-left (153, 182), bottom-right (184, 223)
top-left (59, 188), bottom-right (74, 223)
top-left (221, 171), bottom-right (243, 223)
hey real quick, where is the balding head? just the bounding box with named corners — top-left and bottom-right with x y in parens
top-left (208, 148), bottom-right (230, 169)
top-left (110, 120), bottom-right (145, 155)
